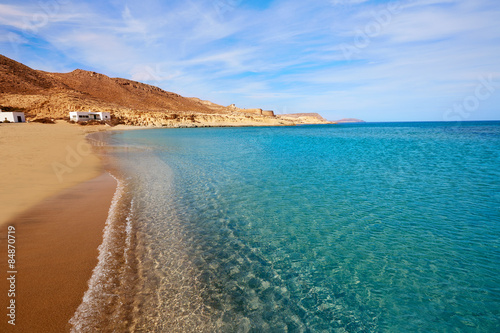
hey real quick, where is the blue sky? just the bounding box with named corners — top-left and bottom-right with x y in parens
top-left (1, 0), bottom-right (499, 121)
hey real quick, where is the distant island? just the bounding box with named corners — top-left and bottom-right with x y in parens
top-left (334, 118), bottom-right (365, 123)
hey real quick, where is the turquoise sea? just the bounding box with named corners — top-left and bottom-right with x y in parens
top-left (72, 122), bottom-right (500, 332)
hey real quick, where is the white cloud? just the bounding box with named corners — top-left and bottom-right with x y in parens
top-left (0, 3), bottom-right (82, 32)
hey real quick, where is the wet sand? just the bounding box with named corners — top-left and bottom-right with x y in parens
top-left (0, 172), bottom-right (116, 332)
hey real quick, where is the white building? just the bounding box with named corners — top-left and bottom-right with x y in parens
top-left (1, 111), bottom-right (25, 123)
top-left (69, 111), bottom-right (111, 122)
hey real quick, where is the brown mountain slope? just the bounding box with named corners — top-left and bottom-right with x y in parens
top-left (0, 54), bottom-right (330, 126)
top-left (0, 55), bottom-right (66, 94)
top-left (0, 54), bottom-right (227, 117)
top-left (48, 69), bottom-right (222, 113)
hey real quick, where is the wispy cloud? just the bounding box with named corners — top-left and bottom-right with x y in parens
top-left (1, 0), bottom-right (499, 121)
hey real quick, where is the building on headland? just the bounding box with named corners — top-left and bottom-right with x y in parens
top-left (69, 111), bottom-right (111, 122)
top-left (1, 111), bottom-right (26, 123)
top-left (227, 104), bottom-right (275, 117)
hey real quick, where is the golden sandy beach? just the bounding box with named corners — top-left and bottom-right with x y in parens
top-left (0, 121), bottom-right (118, 332)
top-left (0, 121), bottom-right (106, 226)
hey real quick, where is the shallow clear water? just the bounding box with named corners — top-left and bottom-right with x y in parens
top-left (77, 122), bottom-right (500, 332)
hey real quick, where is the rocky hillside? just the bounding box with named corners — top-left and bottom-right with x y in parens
top-left (0, 54), bottom-right (329, 127)
top-left (280, 113), bottom-right (332, 124)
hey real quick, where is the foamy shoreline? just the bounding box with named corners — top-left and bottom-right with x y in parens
top-left (0, 121), bottom-right (167, 331)
top-left (0, 172), bottom-right (117, 332)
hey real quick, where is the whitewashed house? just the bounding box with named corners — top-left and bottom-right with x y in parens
top-left (69, 111), bottom-right (111, 122)
top-left (1, 111), bottom-right (25, 123)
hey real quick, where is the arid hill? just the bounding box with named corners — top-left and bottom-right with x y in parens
top-left (0, 54), bottom-right (330, 127)
top-left (0, 55), bottom-right (66, 94)
top-left (280, 113), bottom-right (333, 124)
top-left (48, 69), bottom-right (225, 114)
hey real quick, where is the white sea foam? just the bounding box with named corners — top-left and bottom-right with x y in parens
top-left (69, 172), bottom-right (131, 332)
top-left (124, 199), bottom-right (134, 266)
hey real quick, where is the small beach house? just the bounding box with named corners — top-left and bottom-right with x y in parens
top-left (1, 111), bottom-right (26, 123)
top-left (69, 111), bottom-right (111, 122)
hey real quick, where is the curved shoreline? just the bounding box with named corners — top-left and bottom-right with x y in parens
top-left (0, 172), bottom-right (117, 332)
top-left (69, 173), bottom-right (137, 332)
top-left (0, 121), bottom-right (119, 332)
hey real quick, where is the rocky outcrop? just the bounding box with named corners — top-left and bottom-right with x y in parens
top-left (279, 113), bottom-right (333, 124)
top-left (109, 110), bottom-right (293, 127)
